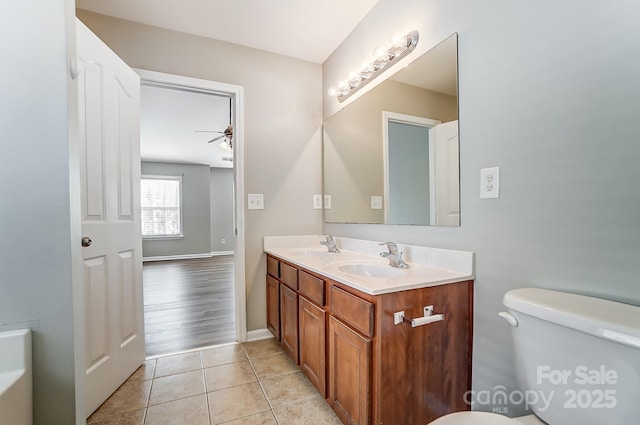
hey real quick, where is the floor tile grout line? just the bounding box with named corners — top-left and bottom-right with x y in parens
top-left (270, 393), bottom-right (322, 409)
top-left (241, 341), bottom-right (318, 425)
top-left (214, 408), bottom-right (273, 425)
top-left (241, 341), bottom-right (285, 424)
top-left (142, 375), bottom-right (154, 425)
top-left (244, 345), bottom-right (275, 411)
top-left (201, 351), bottom-right (214, 425)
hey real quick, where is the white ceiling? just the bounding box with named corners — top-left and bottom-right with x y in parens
top-left (76, 0), bottom-right (380, 63)
top-left (140, 85), bottom-right (234, 168)
top-left (79, 0), bottom-right (381, 168)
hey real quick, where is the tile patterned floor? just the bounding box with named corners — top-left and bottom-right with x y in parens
top-left (87, 338), bottom-right (342, 425)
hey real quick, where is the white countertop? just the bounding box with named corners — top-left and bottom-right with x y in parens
top-left (264, 235), bottom-right (475, 295)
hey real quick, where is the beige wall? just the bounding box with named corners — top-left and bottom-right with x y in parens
top-left (323, 0), bottom-right (640, 416)
top-left (77, 10), bottom-right (324, 331)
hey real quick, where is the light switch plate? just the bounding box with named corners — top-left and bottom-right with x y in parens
top-left (371, 196), bottom-right (383, 209)
top-left (313, 194), bottom-right (323, 210)
top-left (480, 167), bottom-right (500, 199)
top-left (247, 193), bottom-right (264, 209)
top-left (324, 195), bottom-right (332, 209)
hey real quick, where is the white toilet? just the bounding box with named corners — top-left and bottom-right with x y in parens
top-left (430, 288), bottom-right (640, 425)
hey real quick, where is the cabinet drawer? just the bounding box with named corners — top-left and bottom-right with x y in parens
top-left (330, 286), bottom-right (374, 338)
top-left (280, 262), bottom-right (298, 290)
top-left (267, 255), bottom-right (279, 278)
top-left (298, 271), bottom-right (325, 306)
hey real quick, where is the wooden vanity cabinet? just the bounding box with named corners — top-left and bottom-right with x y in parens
top-left (266, 256), bottom-right (328, 393)
top-left (265, 253), bottom-right (473, 425)
top-left (280, 283), bottom-right (299, 363)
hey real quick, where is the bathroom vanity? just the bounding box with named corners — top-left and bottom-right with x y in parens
top-left (264, 236), bottom-right (474, 425)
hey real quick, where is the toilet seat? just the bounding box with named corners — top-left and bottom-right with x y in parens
top-left (429, 411), bottom-right (517, 425)
top-left (429, 412), bottom-right (546, 425)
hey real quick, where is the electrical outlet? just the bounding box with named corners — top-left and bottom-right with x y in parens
top-left (371, 196), bottom-right (383, 209)
top-left (324, 195), bottom-right (332, 209)
top-left (480, 167), bottom-right (500, 199)
top-left (247, 193), bottom-right (264, 209)
top-left (221, 238), bottom-right (226, 245)
top-left (313, 194), bottom-right (323, 209)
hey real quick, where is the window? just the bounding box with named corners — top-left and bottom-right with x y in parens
top-left (141, 176), bottom-right (182, 238)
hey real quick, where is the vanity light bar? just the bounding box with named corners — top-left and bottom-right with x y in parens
top-left (328, 30), bottom-right (419, 103)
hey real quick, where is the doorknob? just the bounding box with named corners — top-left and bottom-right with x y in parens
top-left (81, 237), bottom-right (93, 247)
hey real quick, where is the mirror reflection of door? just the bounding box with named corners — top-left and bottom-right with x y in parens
top-left (383, 112), bottom-right (439, 225)
top-left (430, 120), bottom-right (460, 226)
top-left (383, 113), bottom-right (460, 226)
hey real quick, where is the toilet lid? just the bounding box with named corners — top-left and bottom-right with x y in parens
top-left (429, 411), bottom-right (518, 425)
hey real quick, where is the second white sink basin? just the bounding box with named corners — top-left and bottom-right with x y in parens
top-left (338, 263), bottom-right (408, 279)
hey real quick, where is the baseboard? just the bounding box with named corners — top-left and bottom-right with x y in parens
top-left (143, 251), bottom-right (235, 262)
top-left (246, 328), bottom-right (274, 342)
top-left (211, 251), bottom-right (234, 257)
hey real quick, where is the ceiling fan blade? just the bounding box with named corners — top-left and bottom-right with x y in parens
top-left (207, 135), bottom-right (225, 143)
top-left (195, 130), bottom-right (224, 133)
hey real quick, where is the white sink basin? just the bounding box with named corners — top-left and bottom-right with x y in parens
top-left (338, 263), bottom-right (408, 279)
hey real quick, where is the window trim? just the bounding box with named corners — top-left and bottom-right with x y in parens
top-left (141, 174), bottom-right (184, 239)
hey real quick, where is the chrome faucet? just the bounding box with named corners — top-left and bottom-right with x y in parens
top-left (379, 242), bottom-right (409, 268)
top-left (320, 235), bottom-right (340, 253)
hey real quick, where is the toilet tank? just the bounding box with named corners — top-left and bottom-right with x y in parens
top-left (503, 288), bottom-right (640, 425)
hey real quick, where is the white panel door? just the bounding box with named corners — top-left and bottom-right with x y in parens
top-left (431, 120), bottom-right (460, 226)
top-left (77, 20), bottom-right (145, 416)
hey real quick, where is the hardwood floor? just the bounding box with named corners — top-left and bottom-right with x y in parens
top-left (143, 256), bottom-right (236, 357)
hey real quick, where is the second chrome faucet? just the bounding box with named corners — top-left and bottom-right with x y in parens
top-left (379, 242), bottom-right (409, 268)
top-left (320, 235), bottom-right (340, 253)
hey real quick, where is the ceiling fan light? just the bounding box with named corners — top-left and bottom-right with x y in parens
top-left (219, 140), bottom-right (232, 151)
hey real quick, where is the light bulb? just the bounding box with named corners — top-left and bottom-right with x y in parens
top-left (328, 87), bottom-right (338, 97)
top-left (337, 81), bottom-right (348, 90)
top-left (391, 33), bottom-right (407, 48)
top-left (373, 46), bottom-right (388, 59)
top-left (361, 62), bottom-right (375, 73)
top-left (219, 140), bottom-right (232, 151)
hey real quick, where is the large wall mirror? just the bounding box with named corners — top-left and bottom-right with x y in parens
top-left (323, 33), bottom-right (459, 226)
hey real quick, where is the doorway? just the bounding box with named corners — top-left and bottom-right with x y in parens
top-left (136, 69), bottom-right (247, 355)
top-left (382, 111), bottom-right (440, 225)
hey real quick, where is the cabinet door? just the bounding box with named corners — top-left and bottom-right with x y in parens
top-left (280, 283), bottom-right (299, 363)
top-left (328, 316), bottom-right (371, 425)
top-left (266, 275), bottom-right (280, 340)
top-left (299, 296), bottom-right (326, 397)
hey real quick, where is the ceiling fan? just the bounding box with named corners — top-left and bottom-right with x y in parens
top-left (195, 97), bottom-right (233, 150)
